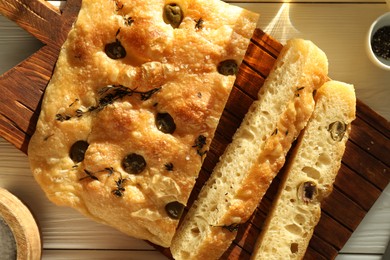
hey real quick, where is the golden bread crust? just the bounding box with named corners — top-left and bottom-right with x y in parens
top-left (28, 0), bottom-right (258, 247)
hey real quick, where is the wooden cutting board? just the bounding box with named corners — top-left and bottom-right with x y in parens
top-left (1, 1), bottom-right (389, 259)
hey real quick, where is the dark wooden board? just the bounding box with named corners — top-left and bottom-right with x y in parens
top-left (0, 0), bottom-right (82, 153)
top-left (1, 1), bottom-right (389, 259)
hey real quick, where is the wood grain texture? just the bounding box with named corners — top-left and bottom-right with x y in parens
top-left (0, 0), bottom-right (81, 153)
top-left (0, 1), bottom-right (389, 259)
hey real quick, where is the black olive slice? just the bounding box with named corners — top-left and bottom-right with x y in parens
top-left (298, 181), bottom-right (317, 203)
top-left (156, 113), bottom-right (176, 134)
top-left (163, 3), bottom-right (183, 28)
top-left (122, 153), bottom-right (146, 174)
top-left (105, 40), bottom-right (126, 59)
top-left (217, 60), bottom-right (238, 76)
top-left (328, 121), bottom-right (347, 142)
top-left (165, 201), bottom-right (185, 219)
top-left (70, 140), bottom-right (89, 163)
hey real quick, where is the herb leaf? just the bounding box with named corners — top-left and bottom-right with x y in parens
top-left (55, 85), bottom-right (161, 121)
top-left (79, 169), bottom-right (99, 181)
top-left (195, 18), bottom-right (204, 30)
top-left (222, 223), bottom-right (240, 232)
top-left (112, 177), bottom-right (126, 197)
top-left (192, 135), bottom-right (207, 157)
top-left (165, 162), bottom-right (174, 171)
top-left (210, 223), bottom-right (240, 232)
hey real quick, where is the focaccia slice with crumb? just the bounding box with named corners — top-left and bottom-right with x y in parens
top-left (27, 0), bottom-right (258, 247)
top-left (170, 39), bottom-right (328, 259)
top-left (251, 81), bottom-right (356, 260)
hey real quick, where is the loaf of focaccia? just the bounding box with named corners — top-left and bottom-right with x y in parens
top-left (28, 0), bottom-right (258, 247)
top-left (251, 81), bottom-right (356, 259)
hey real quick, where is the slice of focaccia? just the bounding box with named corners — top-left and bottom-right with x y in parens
top-left (27, 0), bottom-right (258, 247)
top-left (170, 39), bottom-right (328, 259)
top-left (251, 81), bottom-right (356, 260)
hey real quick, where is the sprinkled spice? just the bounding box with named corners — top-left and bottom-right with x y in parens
top-left (371, 26), bottom-right (390, 60)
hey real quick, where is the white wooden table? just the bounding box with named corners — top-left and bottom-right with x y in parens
top-left (1, 1), bottom-right (389, 259)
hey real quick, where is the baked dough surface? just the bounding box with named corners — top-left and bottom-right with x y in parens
top-left (28, 0), bottom-right (258, 247)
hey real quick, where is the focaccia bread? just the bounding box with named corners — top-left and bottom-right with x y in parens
top-left (251, 81), bottom-right (356, 259)
top-left (170, 39), bottom-right (328, 259)
top-left (28, 0), bottom-right (258, 247)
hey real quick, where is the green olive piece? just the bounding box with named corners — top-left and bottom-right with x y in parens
top-left (122, 153), bottom-right (146, 174)
top-left (105, 40), bottom-right (126, 59)
top-left (70, 140), bottom-right (89, 163)
top-left (156, 113), bottom-right (176, 134)
top-left (165, 201), bottom-right (185, 219)
top-left (217, 60), bottom-right (238, 76)
top-left (328, 121), bottom-right (347, 142)
top-left (163, 3), bottom-right (183, 28)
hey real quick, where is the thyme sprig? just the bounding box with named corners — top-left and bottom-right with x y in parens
top-left (165, 162), bottom-right (174, 171)
top-left (192, 135), bottom-right (208, 157)
top-left (79, 169), bottom-right (99, 181)
top-left (56, 85), bottom-right (161, 121)
top-left (195, 18), bottom-right (204, 30)
top-left (79, 167), bottom-right (115, 181)
top-left (210, 223), bottom-right (240, 232)
top-left (78, 167), bottom-right (129, 198)
top-left (112, 175), bottom-right (127, 197)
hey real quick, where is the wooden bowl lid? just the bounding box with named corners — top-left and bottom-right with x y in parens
top-left (0, 188), bottom-right (41, 259)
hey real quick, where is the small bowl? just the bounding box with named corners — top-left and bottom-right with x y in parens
top-left (366, 12), bottom-right (390, 70)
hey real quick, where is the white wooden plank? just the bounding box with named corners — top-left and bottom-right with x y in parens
top-left (42, 249), bottom-right (166, 260)
top-left (340, 184), bottom-right (390, 254)
top-left (0, 16), bottom-right (43, 75)
top-left (336, 255), bottom-right (383, 260)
